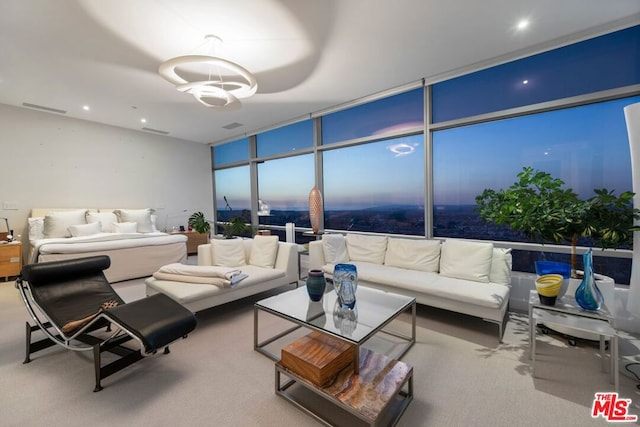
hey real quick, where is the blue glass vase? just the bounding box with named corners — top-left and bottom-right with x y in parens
top-left (333, 263), bottom-right (357, 309)
top-left (575, 249), bottom-right (604, 311)
top-left (306, 269), bottom-right (326, 302)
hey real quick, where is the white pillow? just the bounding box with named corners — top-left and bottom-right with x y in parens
top-left (489, 248), bottom-right (512, 286)
top-left (384, 238), bottom-right (441, 272)
top-left (113, 222), bottom-right (138, 233)
top-left (321, 234), bottom-right (349, 264)
top-left (28, 217), bottom-right (44, 241)
top-left (439, 239), bottom-right (494, 283)
top-left (43, 210), bottom-right (88, 238)
top-left (249, 235), bottom-right (279, 268)
top-left (346, 234), bottom-right (388, 264)
top-left (86, 211), bottom-right (118, 233)
top-left (113, 209), bottom-right (155, 233)
top-left (150, 214), bottom-right (159, 232)
top-left (212, 238), bottom-right (247, 267)
top-left (68, 222), bottom-right (102, 237)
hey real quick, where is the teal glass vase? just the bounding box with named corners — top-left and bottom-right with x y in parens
top-left (575, 249), bottom-right (604, 311)
top-left (306, 269), bottom-right (326, 302)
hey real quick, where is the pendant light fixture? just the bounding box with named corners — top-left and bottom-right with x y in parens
top-left (158, 35), bottom-right (257, 109)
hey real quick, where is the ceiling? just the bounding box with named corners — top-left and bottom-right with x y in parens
top-left (1, 0), bottom-right (639, 145)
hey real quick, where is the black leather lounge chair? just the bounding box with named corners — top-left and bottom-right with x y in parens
top-left (17, 255), bottom-right (197, 391)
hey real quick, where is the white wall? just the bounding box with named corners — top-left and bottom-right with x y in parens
top-left (0, 103), bottom-right (213, 245)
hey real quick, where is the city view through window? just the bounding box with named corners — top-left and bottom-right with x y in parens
top-left (213, 26), bottom-right (640, 284)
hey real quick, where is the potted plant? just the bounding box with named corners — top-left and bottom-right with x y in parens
top-left (221, 216), bottom-right (252, 239)
top-left (188, 212), bottom-right (211, 235)
top-left (475, 166), bottom-right (640, 278)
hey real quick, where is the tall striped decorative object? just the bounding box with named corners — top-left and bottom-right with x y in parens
top-left (625, 102), bottom-right (640, 315)
top-left (308, 186), bottom-right (323, 234)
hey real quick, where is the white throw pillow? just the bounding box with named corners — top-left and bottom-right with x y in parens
top-left (43, 210), bottom-right (88, 238)
top-left (113, 209), bottom-right (155, 233)
top-left (439, 239), bottom-right (494, 283)
top-left (346, 234), bottom-right (388, 264)
top-left (322, 234), bottom-right (349, 264)
top-left (113, 222), bottom-right (138, 233)
top-left (249, 235), bottom-right (279, 268)
top-left (489, 248), bottom-right (513, 286)
top-left (384, 238), bottom-right (441, 272)
top-left (28, 217), bottom-right (44, 241)
top-left (150, 214), bottom-right (159, 232)
top-left (86, 211), bottom-right (118, 233)
top-left (212, 238), bottom-right (247, 267)
top-left (68, 222), bottom-right (101, 237)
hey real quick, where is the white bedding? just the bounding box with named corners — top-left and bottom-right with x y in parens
top-left (29, 232), bottom-right (187, 263)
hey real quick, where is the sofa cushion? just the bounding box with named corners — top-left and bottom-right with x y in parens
top-left (322, 234), bottom-right (349, 264)
top-left (339, 261), bottom-right (508, 310)
top-left (439, 239), bottom-right (494, 283)
top-left (384, 238), bottom-right (441, 272)
top-left (212, 238), bottom-right (247, 267)
top-left (346, 234), bottom-right (388, 264)
top-left (489, 248), bottom-right (512, 286)
top-left (249, 235), bottom-right (279, 268)
top-left (43, 210), bottom-right (88, 238)
top-left (147, 265), bottom-right (286, 304)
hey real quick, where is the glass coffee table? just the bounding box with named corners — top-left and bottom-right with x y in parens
top-left (254, 284), bottom-right (416, 426)
top-left (254, 283), bottom-right (416, 370)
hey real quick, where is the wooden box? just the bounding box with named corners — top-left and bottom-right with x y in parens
top-left (281, 331), bottom-right (355, 387)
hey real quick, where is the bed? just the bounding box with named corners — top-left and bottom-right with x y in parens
top-left (28, 208), bottom-right (189, 283)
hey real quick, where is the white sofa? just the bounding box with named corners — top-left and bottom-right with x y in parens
top-left (309, 234), bottom-right (512, 340)
top-left (146, 236), bottom-right (299, 312)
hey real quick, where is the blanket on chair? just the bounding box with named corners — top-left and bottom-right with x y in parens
top-left (152, 263), bottom-right (248, 288)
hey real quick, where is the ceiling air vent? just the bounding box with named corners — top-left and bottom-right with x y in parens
top-left (222, 122), bottom-right (243, 130)
top-left (142, 127), bottom-right (169, 135)
top-left (22, 102), bottom-right (67, 114)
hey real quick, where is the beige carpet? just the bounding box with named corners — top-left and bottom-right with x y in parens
top-left (1, 278), bottom-right (639, 427)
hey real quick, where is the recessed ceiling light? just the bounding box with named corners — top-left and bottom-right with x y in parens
top-left (516, 19), bottom-right (529, 31)
top-left (140, 118), bottom-right (147, 123)
top-left (83, 105), bottom-right (90, 111)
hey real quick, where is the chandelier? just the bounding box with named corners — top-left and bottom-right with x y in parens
top-left (158, 35), bottom-right (257, 109)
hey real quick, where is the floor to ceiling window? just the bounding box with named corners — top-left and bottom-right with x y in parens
top-left (210, 25), bottom-right (640, 284)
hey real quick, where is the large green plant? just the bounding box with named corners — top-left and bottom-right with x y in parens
top-left (475, 167), bottom-right (640, 277)
top-left (188, 212), bottom-right (211, 234)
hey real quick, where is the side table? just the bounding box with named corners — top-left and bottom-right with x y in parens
top-left (0, 241), bottom-right (22, 280)
top-left (171, 231), bottom-right (208, 255)
top-left (528, 290), bottom-right (618, 390)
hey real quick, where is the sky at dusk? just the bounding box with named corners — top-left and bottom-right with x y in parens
top-left (215, 97), bottom-right (640, 212)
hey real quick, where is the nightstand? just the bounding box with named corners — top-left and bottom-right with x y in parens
top-left (0, 241), bottom-right (22, 280)
top-left (172, 232), bottom-right (209, 255)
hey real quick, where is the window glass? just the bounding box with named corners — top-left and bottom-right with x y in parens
top-left (213, 138), bottom-right (249, 166)
top-left (256, 120), bottom-right (313, 157)
top-left (257, 154), bottom-right (315, 227)
top-left (432, 96), bottom-right (640, 284)
top-left (323, 134), bottom-right (425, 234)
top-left (322, 89), bottom-right (424, 145)
top-left (432, 25), bottom-right (640, 123)
top-left (214, 166), bottom-right (251, 221)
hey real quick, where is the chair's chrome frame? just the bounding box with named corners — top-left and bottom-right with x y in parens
top-left (16, 277), bottom-right (163, 391)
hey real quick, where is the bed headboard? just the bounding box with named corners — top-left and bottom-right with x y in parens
top-left (29, 208), bottom-right (145, 218)
top-left (30, 208), bottom-right (95, 218)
